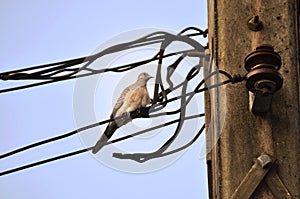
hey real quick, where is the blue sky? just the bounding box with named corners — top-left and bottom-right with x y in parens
top-left (0, 1), bottom-right (208, 198)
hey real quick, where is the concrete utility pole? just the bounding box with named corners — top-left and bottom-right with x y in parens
top-left (206, 0), bottom-right (299, 198)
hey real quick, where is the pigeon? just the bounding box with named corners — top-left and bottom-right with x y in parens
top-left (92, 72), bottom-right (153, 154)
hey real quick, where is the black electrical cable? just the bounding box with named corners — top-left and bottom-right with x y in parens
top-left (0, 49), bottom-right (195, 94)
top-left (0, 27), bottom-right (245, 176)
top-left (0, 118), bottom-right (112, 159)
top-left (113, 68), bottom-right (245, 162)
top-left (113, 124), bottom-right (205, 163)
top-left (0, 113), bottom-right (204, 177)
top-left (178, 27), bottom-right (208, 37)
top-left (0, 28), bottom-right (206, 94)
top-left (0, 67), bottom-right (243, 160)
top-left (0, 147), bottom-right (93, 177)
top-left (0, 72), bottom-right (243, 175)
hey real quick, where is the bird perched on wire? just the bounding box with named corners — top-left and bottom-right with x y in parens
top-left (92, 72), bottom-right (153, 154)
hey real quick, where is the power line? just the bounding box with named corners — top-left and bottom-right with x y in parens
top-left (0, 68), bottom-right (243, 160)
top-left (0, 28), bottom-right (207, 94)
top-left (0, 114), bottom-right (204, 177)
top-left (0, 70), bottom-right (243, 176)
top-left (0, 68), bottom-right (244, 175)
top-left (0, 27), bottom-right (246, 177)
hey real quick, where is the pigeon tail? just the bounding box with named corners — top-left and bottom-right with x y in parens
top-left (92, 122), bottom-right (119, 154)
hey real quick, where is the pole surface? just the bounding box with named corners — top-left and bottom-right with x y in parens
top-left (206, 0), bottom-right (300, 198)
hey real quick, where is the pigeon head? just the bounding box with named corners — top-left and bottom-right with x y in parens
top-left (137, 72), bottom-right (153, 82)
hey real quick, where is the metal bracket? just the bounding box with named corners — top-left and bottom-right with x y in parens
top-left (251, 80), bottom-right (276, 114)
top-left (231, 154), bottom-right (293, 199)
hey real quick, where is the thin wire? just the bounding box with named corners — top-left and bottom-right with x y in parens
top-left (0, 71), bottom-right (243, 175)
top-left (0, 33), bottom-right (166, 78)
top-left (0, 68), bottom-right (243, 160)
top-left (113, 124), bottom-right (205, 163)
top-left (156, 63), bottom-right (200, 154)
top-left (0, 49), bottom-right (194, 94)
top-left (112, 68), bottom-right (244, 162)
top-left (0, 50), bottom-right (200, 94)
top-left (0, 57), bottom-right (85, 75)
top-left (0, 114), bottom-right (204, 177)
top-left (178, 27), bottom-right (208, 37)
top-left (0, 28), bottom-right (206, 94)
top-left (0, 118), bottom-right (112, 159)
top-left (0, 27), bottom-right (245, 176)
top-left (0, 147), bottom-right (93, 177)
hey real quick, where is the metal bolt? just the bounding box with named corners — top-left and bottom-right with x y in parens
top-left (257, 154), bottom-right (273, 169)
top-left (248, 15), bottom-right (263, 31)
top-left (255, 80), bottom-right (277, 95)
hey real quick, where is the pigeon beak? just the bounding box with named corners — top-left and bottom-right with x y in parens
top-left (147, 75), bottom-right (154, 80)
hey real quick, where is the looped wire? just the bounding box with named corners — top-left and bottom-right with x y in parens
top-left (231, 74), bottom-right (245, 84)
top-left (0, 27), bottom-right (245, 176)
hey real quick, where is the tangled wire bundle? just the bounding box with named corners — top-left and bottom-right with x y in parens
top-left (0, 27), bottom-right (245, 176)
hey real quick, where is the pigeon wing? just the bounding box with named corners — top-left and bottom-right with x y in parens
top-left (110, 84), bottom-right (134, 117)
